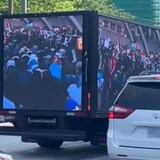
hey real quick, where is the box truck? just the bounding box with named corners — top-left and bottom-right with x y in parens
top-left (0, 10), bottom-right (160, 148)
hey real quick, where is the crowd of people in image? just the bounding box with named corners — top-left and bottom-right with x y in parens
top-left (3, 17), bottom-right (83, 111)
top-left (98, 22), bottom-right (160, 109)
top-left (4, 16), bottom-right (160, 112)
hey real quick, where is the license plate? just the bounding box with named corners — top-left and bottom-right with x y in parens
top-left (28, 117), bottom-right (57, 125)
top-left (148, 128), bottom-right (160, 138)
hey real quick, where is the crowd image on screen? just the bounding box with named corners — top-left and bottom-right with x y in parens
top-left (3, 16), bottom-right (83, 111)
top-left (98, 16), bottom-right (160, 110)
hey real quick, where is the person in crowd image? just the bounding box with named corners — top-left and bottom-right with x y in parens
top-left (4, 59), bottom-right (19, 106)
top-left (98, 17), bottom-right (160, 110)
top-left (3, 16), bottom-right (83, 111)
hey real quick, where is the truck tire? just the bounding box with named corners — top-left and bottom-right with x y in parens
top-left (37, 139), bottom-right (63, 149)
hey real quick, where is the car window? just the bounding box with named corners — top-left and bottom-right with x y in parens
top-left (116, 82), bottom-right (160, 110)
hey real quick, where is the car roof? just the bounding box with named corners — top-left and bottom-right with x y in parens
top-left (127, 74), bottom-right (160, 83)
top-left (139, 71), bottom-right (160, 75)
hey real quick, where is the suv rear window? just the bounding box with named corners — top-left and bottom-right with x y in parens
top-left (116, 82), bottom-right (160, 110)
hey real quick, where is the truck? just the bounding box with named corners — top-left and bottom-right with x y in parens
top-left (0, 10), bottom-right (160, 148)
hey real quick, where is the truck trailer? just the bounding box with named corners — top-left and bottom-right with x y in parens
top-left (0, 10), bottom-right (160, 148)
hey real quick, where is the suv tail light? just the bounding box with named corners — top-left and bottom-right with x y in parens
top-left (108, 104), bottom-right (134, 119)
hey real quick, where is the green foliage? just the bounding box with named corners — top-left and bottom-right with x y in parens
top-left (27, 0), bottom-right (74, 13)
top-left (79, 0), bottom-right (133, 19)
top-left (0, 1), bottom-right (8, 10)
top-left (0, 0), bottom-right (133, 20)
top-left (0, 0), bottom-right (21, 13)
top-left (14, 0), bottom-right (22, 13)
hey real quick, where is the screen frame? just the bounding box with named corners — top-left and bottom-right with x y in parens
top-left (96, 13), bottom-right (160, 115)
top-left (1, 10), bottom-right (90, 114)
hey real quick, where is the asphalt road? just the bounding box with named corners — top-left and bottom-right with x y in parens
top-left (0, 136), bottom-right (111, 160)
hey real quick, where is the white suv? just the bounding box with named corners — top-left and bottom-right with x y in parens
top-left (107, 74), bottom-right (160, 160)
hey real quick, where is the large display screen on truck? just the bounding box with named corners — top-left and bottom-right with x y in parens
top-left (3, 14), bottom-right (83, 111)
top-left (98, 15), bottom-right (160, 111)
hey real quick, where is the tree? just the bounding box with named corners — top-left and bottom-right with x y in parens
top-left (0, 1), bottom-right (8, 11)
top-left (0, 0), bottom-right (133, 19)
top-left (77, 0), bottom-right (133, 19)
top-left (0, 0), bottom-right (21, 13)
top-left (27, 0), bottom-right (76, 13)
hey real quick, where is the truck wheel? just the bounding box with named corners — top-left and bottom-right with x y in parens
top-left (37, 139), bottom-right (63, 149)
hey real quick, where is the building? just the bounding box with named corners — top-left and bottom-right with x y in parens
top-left (113, 0), bottom-right (160, 26)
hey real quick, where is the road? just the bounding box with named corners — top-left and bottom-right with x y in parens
top-left (0, 136), bottom-right (111, 160)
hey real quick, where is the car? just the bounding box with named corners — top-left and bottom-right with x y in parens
top-left (0, 152), bottom-right (14, 160)
top-left (107, 74), bottom-right (160, 160)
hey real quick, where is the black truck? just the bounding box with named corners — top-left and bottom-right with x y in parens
top-left (0, 10), bottom-right (160, 148)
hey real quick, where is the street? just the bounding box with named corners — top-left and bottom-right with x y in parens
top-left (0, 136), bottom-right (111, 160)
